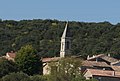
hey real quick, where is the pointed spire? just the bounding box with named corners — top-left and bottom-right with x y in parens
top-left (62, 21), bottom-right (70, 38)
top-left (60, 21), bottom-right (71, 58)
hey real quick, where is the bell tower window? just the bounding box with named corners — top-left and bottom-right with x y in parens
top-left (66, 41), bottom-right (69, 49)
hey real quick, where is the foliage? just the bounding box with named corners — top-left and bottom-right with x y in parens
top-left (30, 75), bottom-right (47, 81)
top-left (0, 58), bottom-right (18, 78)
top-left (71, 75), bottom-right (97, 81)
top-left (0, 72), bottom-right (48, 81)
top-left (48, 57), bottom-right (84, 81)
top-left (0, 19), bottom-right (120, 58)
top-left (0, 72), bottom-right (96, 81)
top-left (15, 45), bottom-right (42, 75)
top-left (0, 72), bottom-right (31, 81)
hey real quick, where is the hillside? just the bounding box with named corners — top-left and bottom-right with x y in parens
top-left (0, 19), bottom-right (120, 59)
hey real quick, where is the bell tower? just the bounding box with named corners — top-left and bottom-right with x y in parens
top-left (60, 22), bottom-right (71, 57)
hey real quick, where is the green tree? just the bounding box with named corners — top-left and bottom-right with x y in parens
top-left (30, 75), bottom-right (47, 81)
top-left (48, 57), bottom-right (83, 81)
top-left (48, 57), bottom-right (97, 81)
top-left (0, 58), bottom-right (18, 78)
top-left (15, 45), bottom-right (42, 75)
top-left (71, 75), bottom-right (97, 81)
top-left (0, 72), bottom-right (31, 81)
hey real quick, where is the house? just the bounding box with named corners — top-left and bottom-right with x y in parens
top-left (87, 54), bottom-right (119, 65)
top-left (2, 51), bottom-right (16, 61)
top-left (42, 57), bottom-right (61, 75)
top-left (81, 60), bottom-right (113, 73)
top-left (82, 54), bottom-right (120, 80)
top-left (84, 69), bottom-right (120, 81)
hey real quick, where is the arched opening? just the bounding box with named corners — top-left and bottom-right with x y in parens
top-left (66, 41), bottom-right (70, 49)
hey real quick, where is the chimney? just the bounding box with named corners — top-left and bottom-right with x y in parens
top-left (103, 68), bottom-right (105, 70)
top-left (108, 54), bottom-right (110, 57)
top-left (87, 55), bottom-right (90, 60)
top-left (11, 51), bottom-right (14, 53)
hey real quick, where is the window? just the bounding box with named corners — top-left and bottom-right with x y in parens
top-left (66, 41), bottom-right (69, 49)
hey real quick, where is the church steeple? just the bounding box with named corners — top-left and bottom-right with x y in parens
top-left (60, 22), bottom-right (71, 57)
top-left (61, 22), bottom-right (70, 38)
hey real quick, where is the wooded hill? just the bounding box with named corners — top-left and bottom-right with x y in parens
top-left (0, 19), bottom-right (120, 59)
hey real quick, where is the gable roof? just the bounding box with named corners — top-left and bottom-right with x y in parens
top-left (87, 54), bottom-right (105, 60)
top-left (101, 55), bottom-right (118, 63)
top-left (82, 61), bottom-right (110, 67)
top-left (84, 69), bottom-right (120, 78)
top-left (111, 66), bottom-right (120, 72)
top-left (87, 54), bottom-right (118, 63)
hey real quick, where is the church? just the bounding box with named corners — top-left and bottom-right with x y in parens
top-left (42, 22), bottom-right (72, 75)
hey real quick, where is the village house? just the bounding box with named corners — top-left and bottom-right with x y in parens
top-left (81, 60), bottom-right (113, 73)
top-left (84, 69), bottom-right (120, 81)
top-left (87, 54), bottom-right (119, 65)
top-left (1, 51), bottom-right (16, 61)
top-left (42, 57), bottom-right (61, 75)
top-left (83, 54), bottom-right (120, 80)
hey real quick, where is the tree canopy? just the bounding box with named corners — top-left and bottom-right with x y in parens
top-left (48, 57), bottom-right (96, 81)
top-left (0, 58), bottom-right (18, 78)
top-left (15, 45), bottom-right (42, 75)
top-left (0, 19), bottom-right (120, 58)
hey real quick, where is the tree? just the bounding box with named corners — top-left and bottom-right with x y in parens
top-left (71, 75), bottom-right (97, 81)
top-left (15, 45), bottom-right (42, 75)
top-left (48, 57), bottom-right (97, 81)
top-left (0, 72), bottom-right (31, 81)
top-left (48, 57), bottom-right (83, 81)
top-left (30, 75), bottom-right (47, 81)
top-left (0, 58), bottom-right (18, 78)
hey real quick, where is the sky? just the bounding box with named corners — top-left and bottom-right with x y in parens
top-left (0, 0), bottom-right (120, 24)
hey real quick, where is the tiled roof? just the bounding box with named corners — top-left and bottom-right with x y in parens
top-left (82, 61), bottom-right (110, 67)
top-left (42, 57), bottom-right (61, 62)
top-left (87, 54), bottom-right (118, 63)
top-left (85, 69), bottom-right (120, 78)
top-left (101, 56), bottom-right (118, 63)
top-left (111, 60), bottom-right (120, 65)
top-left (111, 66), bottom-right (120, 72)
top-left (6, 52), bottom-right (16, 58)
top-left (1, 52), bottom-right (16, 61)
top-left (87, 54), bottom-right (105, 60)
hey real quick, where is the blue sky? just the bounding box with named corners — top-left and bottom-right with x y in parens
top-left (0, 0), bottom-right (120, 24)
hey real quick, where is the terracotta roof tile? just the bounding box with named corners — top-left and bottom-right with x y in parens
top-left (85, 69), bottom-right (120, 78)
top-left (87, 54), bottom-right (118, 63)
top-left (87, 54), bottom-right (105, 60)
top-left (6, 52), bottom-right (16, 58)
top-left (82, 61), bottom-right (110, 67)
top-left (111, 60), bottom-right (120, 65)
top-left (111, 66), bottom-right (120, 72)
top-left (101, 56), bottom-right (118, 63)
